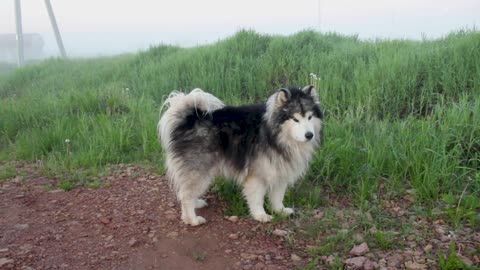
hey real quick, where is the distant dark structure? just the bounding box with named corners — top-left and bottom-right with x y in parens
top-left (0, 33), bottom-right (44, 63)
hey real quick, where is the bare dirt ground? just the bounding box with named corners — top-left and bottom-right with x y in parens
top-left (0, 165), bottom-right (305, 270)
top-left (1, 163), bottom-right (479, 270)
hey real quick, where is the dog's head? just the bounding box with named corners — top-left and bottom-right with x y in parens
top-left (266, 85), bottom-right (323, 144)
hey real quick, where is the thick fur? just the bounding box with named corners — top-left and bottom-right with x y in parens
top-left (158, 86), bottom-right (323, 226)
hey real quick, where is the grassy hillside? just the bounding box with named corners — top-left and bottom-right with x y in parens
top-left (0, 30), bottom-right (479, 227)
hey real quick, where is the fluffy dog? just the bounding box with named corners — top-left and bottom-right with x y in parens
top-left (158, 86), bottom-right (323, 226)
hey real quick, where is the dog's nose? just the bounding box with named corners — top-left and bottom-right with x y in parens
top-left (305, 132), bottom-right (313, 140)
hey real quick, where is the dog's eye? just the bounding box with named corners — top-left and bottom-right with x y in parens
top-left (292, 118), bottom-right (299, 122)
top-left (308, 115), bottom-right (312, 120)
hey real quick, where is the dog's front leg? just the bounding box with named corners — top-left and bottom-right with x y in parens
top-left (269, 182), bottom-right (294, 215)
top-left (243, 176), bottom-right (272, 223)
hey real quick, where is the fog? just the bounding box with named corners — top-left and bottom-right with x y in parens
top-left (0, 0), bottom-right (479, 58)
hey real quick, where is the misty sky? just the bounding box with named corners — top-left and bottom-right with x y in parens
top-left (1, 0), bottom-right (479, 57)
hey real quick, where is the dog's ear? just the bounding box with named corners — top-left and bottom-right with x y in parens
top-left (302, 85), bottom-right (319, 103)
top-left (277, 88), bottom-right (291, 105)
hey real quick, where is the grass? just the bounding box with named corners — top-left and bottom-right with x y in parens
top-left (0, 163), bottom-right (16, 181)
top-left (0, 29), bottom-right (479, 230)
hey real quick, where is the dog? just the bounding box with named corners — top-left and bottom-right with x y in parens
top-left (158, 86), bottom-right (323, 226)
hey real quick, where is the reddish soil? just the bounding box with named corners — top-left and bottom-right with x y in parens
top-left (0, 166), bottom-right (305, 270)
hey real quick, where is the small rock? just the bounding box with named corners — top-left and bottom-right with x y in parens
top-left (14, 224), bottom-right (29, 230)
top-left (241, 253), bottom-right (258, 260)
top-left (363, 258), bottom-right (375, 270)
top-left (49, 189), bottom-right (64, 193)
top-left (272, 229), bottom-right (288, 237)
top-left (167, 232), bottom-right (179, 238)
top-left (387, 253), bottom-right (404, 268)
top-left (0, 248), bottom-right (8, 253)
top-left (99, 217), bottom-right (110, 224)
top-left (225, 249), bottom-right (232, 254)
top-left (350, 242), bottom-right (369, 256)
top-left (291, 253), bottom-right (301, 261)
top-left (345, 256), bottom-right (367, 269)
top-left (229, 233), bottom-right (239, 240)
top-left (404, 261), bottom-right (427, 270)
top-left (253, 262), bottom-right (265, 269)
top-left (243, 265), bottom-right (253, 270)
top-left (313, 210), bottom-right (324, 219)
top-left (106, 235), bottom-right (113, 241)
top-left (434, 226), bottom-right (446, 235)
top-left (228, 216), bottom-right (239, 222)
top-left (128, 238), bottom-right (138, 247)
top-left (167, 202), bottom-right (175, 207)
top-left (165, 214), bottom-right (177, 220)
top-left (325, 255), bottom-right (336, 265)
top-left (353, 233), bottom-right (364, 243)
top-left (0, 258), bottom-right (14, 267)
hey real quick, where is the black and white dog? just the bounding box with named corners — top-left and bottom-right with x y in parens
top-left (158, 86), bottom-right (323, 225)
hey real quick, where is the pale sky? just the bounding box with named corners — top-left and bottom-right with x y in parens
top-left (1, 0), bottom-right (479, 57)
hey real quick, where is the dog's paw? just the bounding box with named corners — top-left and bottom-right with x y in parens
top-left (253, 213), bottom-right (273, 223)
top-left (281, 207), bottom-right (294, 215)
top-left (195, 199), bottom-right (208, 209)
top-left (182, 215), bottom-right (207, 226)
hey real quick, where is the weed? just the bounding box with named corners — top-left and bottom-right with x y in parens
top-left (87, 180), bottom-right (101, 189)
top-left (0, 163), bottom-right (15, 180)
top-left (439, 242), bottom-right (473, 270)
top-left (372, 230), bottom-right (395, 250)
top-left (192, 251), bottom-right (207, 262)
top-left (58, 179), bottom-right (74, 191)
top-left (213, 179), bottom-right (249, 216)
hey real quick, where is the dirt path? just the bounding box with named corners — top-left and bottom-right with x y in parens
top-left (0, 166), bottom-right (304, 270)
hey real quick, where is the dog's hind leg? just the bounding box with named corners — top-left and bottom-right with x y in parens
top-left (178, 174), bottom-right (212, 226)
top-left (242, 176), bottom-right (272, 223)
top-left (268, 182), bottom-right (294, 215)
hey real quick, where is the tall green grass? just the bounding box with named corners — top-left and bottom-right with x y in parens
top-left (0, 30), bottom-right (479, 218)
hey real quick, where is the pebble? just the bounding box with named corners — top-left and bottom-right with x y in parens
top-left (253, 262), bottom-right (266, 269)
top-left (345, 256), bottom-right (367, 269)
top-left (364, 258), bottom-right (375, 270)
top-left (241, 253), bottom-right (258, 260)
top-left (272, 229), bottom-right (288, 237)
top-left (291, 253), bottom-right (301, 261)
top-left (99, 217), bottom-right (110, 224)
top-left (325, 255), bottom-right (335, 265)
top-left (229, 233), bottom-right (239, 240)
top-left (404, 261), bottom-right (427, 270)
top-left (0, 248), bottom-right (8, 253)
top-left (350, 242), bottom-right (369, 256)
top-left (14, 224), bottom-right (29, 230)
top-left (313, 210), bottom-right (324, 219)
top-left (128, 238), bottom-right (138, 247)
top-left (0, 258), bottom-right (14, 267)
top-left (166, 232), bottom-right (179, 238)
top-left (227, 216), bottom-right (239, 222)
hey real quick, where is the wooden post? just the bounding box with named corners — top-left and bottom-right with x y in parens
top-left (14, 0), bottom-right (24, 66)
top-left (44, 0), bottom-right (67, 58)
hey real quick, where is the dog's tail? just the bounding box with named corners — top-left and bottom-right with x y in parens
top-left (157, 88), bottom-right (224, 150)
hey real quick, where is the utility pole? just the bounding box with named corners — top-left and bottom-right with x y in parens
top-left (14, 0), bottom-right (24, 66)
top-left (44, 0), bottom-right (67, 58)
